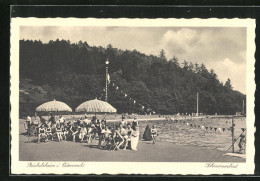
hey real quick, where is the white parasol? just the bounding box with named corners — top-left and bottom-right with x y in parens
top-left (36, 99), bottom-right (72, 112)
top-left (75, 98), bottom-right (117, 113)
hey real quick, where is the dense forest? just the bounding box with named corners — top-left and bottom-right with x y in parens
top-left (19, 39), bottom-right (246, 115)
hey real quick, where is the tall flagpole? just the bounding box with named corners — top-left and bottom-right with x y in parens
top-left (105, 59), bottom-right (109, 102)
top-left (196, 92), bottom-right (199, 116)
top-left (242, 99), bottom-right (245, 115)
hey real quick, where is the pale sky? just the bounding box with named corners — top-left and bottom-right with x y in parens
top-left (20, 26), bottom-right (247, 94)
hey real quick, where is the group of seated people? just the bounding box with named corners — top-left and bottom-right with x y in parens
top-left (110, 120), bottom-right (140, 151)
top-left (25, 114), bottom-right (140, 151)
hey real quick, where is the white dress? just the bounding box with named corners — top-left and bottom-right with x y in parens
top-left (131, 130), bottom-right (139, 150)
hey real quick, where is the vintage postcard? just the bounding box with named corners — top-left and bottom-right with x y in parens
top-left (10, 18), bottom-right (255, 175)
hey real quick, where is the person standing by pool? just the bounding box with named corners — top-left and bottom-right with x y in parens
top-left (24, 115), bottom-right (32, 134)
top-left (143, 124), bottom-right (152, 141)
top-left (97, 121), bottom-right (103, 148)
top-left (56, 124), bottom-right (63, 142)
top-left (121, 113), bottom-right (127, 125)
top-left (24, 115), bottom-right (33, 142)
top-left (132, 117), bottom-right (138, 129)
top-left (38, 115), bottom-right (48, 128)
top-left (58, 115), bottom-right (66, 127)
top-left (151, 125), bottom-right (158, 144)
top-left (131, 126), bottom-right (140, 151)
top-left (32, 116), bottom-right (39, 127)
top-left (126, 123), bottom-right (133, 136)
top-left (91, 114), bottom-right (97, 125)
top-left (238, 130), bottom-right (246, 153)
top-left (49, 113), bottom-right (56, 127)
top-left (26, 115), bottom-right (31, 122)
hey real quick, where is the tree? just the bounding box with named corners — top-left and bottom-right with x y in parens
top-left (170, 56), bottom-right (180, 67)
top-left (188, 62), bottom-right (194, 71)
top-left (224, 78), bottom-right (233, 89)
top-left (200, 63), bottom-right (207, 72)
top-left (159, 49), bottom-right (167, 62)
top-left (107, 44), bottom-right (113, 50)
top-left (210, 69), bottom-right (217, 79)
top-left (194, 62), bottom-right (200, 73)
top-left (182, 60), bottom-right (189, 70)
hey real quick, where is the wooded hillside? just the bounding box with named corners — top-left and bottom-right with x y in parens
top-left (19, 39), bottom-right (246, 115)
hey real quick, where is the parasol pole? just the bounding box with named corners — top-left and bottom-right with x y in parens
top-left (231, 116), bottom-right (235, 153)
top-left (54, 99), bottom-right (56, 118)
top-left (105, 59), bottom-right (109, 102)
top-left (242, 99), bottom-right (245, 115)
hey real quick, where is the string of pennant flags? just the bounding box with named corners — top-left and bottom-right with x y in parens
top-left (170, 118), bottom-right (246, 133)
top-left (99, 81), bottom-right (156, 114)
